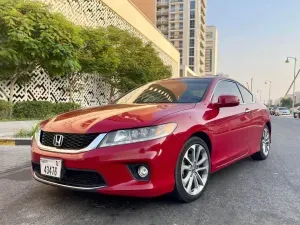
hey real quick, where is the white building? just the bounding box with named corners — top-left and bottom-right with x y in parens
top-left (205, 26), bottom-right (218, 75)
top-left (156, 0), bottom-right (207, 77)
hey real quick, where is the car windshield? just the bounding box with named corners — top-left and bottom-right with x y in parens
top-left (115, 78), bottom-right (212, 104)
top-left (279, 107), bottom-right (288, 110)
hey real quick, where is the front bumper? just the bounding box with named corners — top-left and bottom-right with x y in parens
top-left (31, 134), bottom-right (182, 197)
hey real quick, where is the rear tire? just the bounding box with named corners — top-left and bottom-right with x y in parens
top-left (173, 137), bottom-right (211, 203)
top-left (251, 125), bottom-right (270, 160)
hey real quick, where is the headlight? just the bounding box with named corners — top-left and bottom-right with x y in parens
top-left (99, 123), bottom-right (177, 147)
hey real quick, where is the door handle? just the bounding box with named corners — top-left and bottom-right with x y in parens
top-left (245, 108), bottom-right (251, 113)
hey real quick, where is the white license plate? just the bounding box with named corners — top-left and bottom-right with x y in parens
top-left (40, 158), bottom-right (62, 178)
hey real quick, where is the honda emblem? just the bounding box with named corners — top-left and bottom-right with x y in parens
top-left (53, 134), bottom-right (64, 147)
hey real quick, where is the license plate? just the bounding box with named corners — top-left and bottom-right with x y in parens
top-left (40, 158), bottom-right (62, 178)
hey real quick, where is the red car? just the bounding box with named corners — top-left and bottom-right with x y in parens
top-left (32, 77), bottom-right (271, 202)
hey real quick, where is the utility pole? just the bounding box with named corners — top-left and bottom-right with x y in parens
top-left (285, 57), bottom-right (297, 109)
top-left (257, 90), bottom-right (262, 102)
top-left (265, 80), bottom-right (271, 107)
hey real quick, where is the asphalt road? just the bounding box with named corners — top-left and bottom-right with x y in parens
top-left (1, 116), bottom-right (300, 225)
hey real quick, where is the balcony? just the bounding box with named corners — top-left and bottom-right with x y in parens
top-left (157, 20), bottom-right (169, 25)
top-left (170, 0), bottom-right (183, 2)
top-left (157, 2), bottom-right (169, 7)
top-left (157, 10), bottom-right (169, 16)
top-left (160, 27), bottom-right (169, 34)
top-left (170, 35), bottom-right (183, 40)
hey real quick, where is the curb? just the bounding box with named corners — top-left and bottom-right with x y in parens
top-left (0, 138), bottom-right (32, 146)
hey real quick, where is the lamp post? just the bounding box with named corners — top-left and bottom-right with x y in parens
top-left (285, 57), bottom-right (297, 109)
top-left (265, 80), bottom-right (271, 107)
top-left (257, 90), bottom-right (262, 102)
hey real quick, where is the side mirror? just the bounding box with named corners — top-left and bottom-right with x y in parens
top-left (216, 95), bottom-right (240, 108)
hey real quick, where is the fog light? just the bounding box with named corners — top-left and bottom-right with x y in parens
top-left (137, 166), bottom-right (149, 178)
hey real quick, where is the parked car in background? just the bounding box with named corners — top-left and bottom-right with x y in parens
top-left (268, 107), bottom-right (275, 115)
top-left (31, 77), bottom-right (271, 203)
top-left (275, 107), bottom-right (290, 116)
top-left (293, 106), bottom-right (300, 118)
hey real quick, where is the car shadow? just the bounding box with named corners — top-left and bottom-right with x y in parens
top-left (40, 156), bottom-right (257, 209)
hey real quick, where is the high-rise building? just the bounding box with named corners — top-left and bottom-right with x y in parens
top-left (156, 0), bottom-right (207, 77)
top-left (205, 26), bottom-right (218, 75)
top-left (130, 0), bottom-right (157, 24)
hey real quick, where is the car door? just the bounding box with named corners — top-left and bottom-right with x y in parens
top-left (236, 83), bottom-right (260, 154)
top-left (207, 80), bottom-right (251, 169)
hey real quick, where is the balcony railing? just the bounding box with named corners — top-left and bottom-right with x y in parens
top-left (157, 10), bottom-right (169, 16)
top-left (157, 20), bottom-right (169, 25)
top-left (170, 35), bottom-right (183, 39)
top-left (157, 2), bottom-right (169, 7)
top-left (160, 27), bottom-right (169, 34)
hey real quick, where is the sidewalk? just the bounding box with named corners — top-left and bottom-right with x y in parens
top-left (0, 120), bottom-right (38, 138)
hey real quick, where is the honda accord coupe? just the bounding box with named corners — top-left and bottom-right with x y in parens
top-left (31, 77), bottom-right (271, 202)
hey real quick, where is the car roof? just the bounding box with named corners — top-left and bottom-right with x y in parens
top-left (166, 76), bottom-right (238, 83)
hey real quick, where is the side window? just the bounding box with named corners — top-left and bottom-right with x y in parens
top-left (237, 84), bottom-right (253, 104)
top-left (212, 81), bottom-right (243, 103)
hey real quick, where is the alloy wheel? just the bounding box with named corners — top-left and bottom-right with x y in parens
top-left (262, 128), bottom-right (270, 156)
top-left (181, 144), bottom-right (209, 196)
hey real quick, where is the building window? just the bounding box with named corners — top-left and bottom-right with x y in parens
top-left (179, 22), bottom-right (183, 29)
top-left (190, 11), bottom-right (195, 19)
top-left (179, 13), bottom-right (183, 20)
top-left (179, 40), bottom-right (183, 48)
top-left (189, 48), bottom-right (194, 56)
top-left (190, 20), bottom-right (195, 28)
top-left (179, 49), bottom-right (183, 56)
top-left (189, 57), bottom-right (194, 65)
top-left (180, 58), bottom-right (183, 64)
top-left (179, 4), bottom-right (184, 11)
top-left (189, 66), bottom-right (194, 71)
top-left (170, 14), bottom-right (175, 21)
top-left (171, 5), bottom-right (175, 12)
top-left (189, 39), bottom-right (194, 47)
top-left (190, 29), bottom-right (194, 37)
top-left (190, 1), bottom-right (195, 10)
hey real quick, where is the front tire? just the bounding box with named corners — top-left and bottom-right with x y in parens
top-left (251, 125), bottom-right (270, 160)
top-left (173, 137), bottom-right (211, 203)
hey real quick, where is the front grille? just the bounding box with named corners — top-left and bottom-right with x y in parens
top-left (40, 131), bottom-right (98, 149)
top-left (32, 162), bottom-right (106, 188)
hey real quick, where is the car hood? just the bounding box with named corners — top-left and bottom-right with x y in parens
top-left (41, 103), bottom-right (195, 134)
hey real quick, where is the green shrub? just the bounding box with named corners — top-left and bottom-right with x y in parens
top-left (15, 122), bottom-right (40, 138)
top-left (12, 101), bottom-right (81, 119)
top-left (0, 100), bottom-right (12, 119)
top-left (53, 102), bottom-right (80, 115)
top-left (13, 101), bottom-right (54, 119)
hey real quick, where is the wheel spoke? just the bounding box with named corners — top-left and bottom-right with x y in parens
top-left (182, 165), bottom-right (191, 171)
top-left (184, 155), bottom-right (193, 166)
top-left (191, 145), bottom-right (196, 162)
top-left (196, 155), bottom-right (207, 166)
top-left (196, 166), bottom-right (208, 172)
top-left (195, 172), bottom-right (204, 186)
top-left (196, 145), bottom-right (203, 162)
top-left (186, 174), bottom-right (194, 193)
top-left (193, 175), bottom-right (200, 190)
top-left (182, 171), bottom-right (192, 187)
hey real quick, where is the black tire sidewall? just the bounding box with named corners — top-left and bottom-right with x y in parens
top-left (174, 137), bottom-right (211, 203)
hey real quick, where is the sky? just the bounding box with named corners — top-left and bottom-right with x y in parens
top-left (206, 0), bottom-right (300, 103)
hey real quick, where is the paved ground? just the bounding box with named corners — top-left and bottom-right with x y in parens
top-left (0, 120), bottom-right (39, 137)
top-left (1, 116), bottom-right (300, 225)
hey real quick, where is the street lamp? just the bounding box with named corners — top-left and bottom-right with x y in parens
top-left (285, 57), bottom-right (297, 109)
top-left (265, 80), bottom-right (271, 107)
top-left (257, 90), bottom-right (262, 102)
